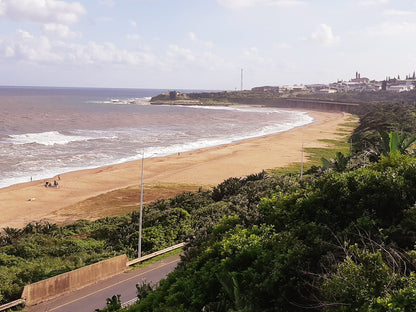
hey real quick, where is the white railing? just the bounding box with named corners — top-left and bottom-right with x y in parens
top-left (0, 298), bottom-right (25, 311)
top-left (121, 297), bottom-right (139, 308)
top-left (127, 242), bottom-right (186, 266)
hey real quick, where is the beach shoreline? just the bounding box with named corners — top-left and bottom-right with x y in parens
top-left (0, 109), bottom-right (352, 229)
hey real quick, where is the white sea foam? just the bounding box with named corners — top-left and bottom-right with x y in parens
top-left (4, 131), bottom-right (118, 146)
top-left (114, 111), bottom-right (314, 161)
top-left (0, 102), bottom-right (315, 189)
top-left (86, 97), bottom-right (151, 105)
top-left (4, 131), bottom-right (94, 146)
top-left (183, 105), bottom-right (293, 114)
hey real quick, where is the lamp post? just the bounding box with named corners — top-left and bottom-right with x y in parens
top-left (138, 152), bottom-right (144, 258)
top-left (301, 143), bottom-right (304, 178)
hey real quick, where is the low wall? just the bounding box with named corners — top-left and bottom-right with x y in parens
top-left (269, 98), bottom-right (361, 113)
top-left (21, 254), bottom-right (128, 306)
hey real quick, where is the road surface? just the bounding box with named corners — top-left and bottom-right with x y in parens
top-left (29, 254), bottom-right (181, 312)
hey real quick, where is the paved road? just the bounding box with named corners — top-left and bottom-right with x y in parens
top-left (29, 254), bottom-right (181, 312)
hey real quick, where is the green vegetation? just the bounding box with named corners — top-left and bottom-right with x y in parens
top-left (0, 190), bottom-right (214, 303)
top-left (3, 94), bottom-right (416, 311)
top-left (120, 152), bottom-right (416, 311)
top-left (118, 100), bottom-right (416, 311)
top-left (151, 90), bottom-right (283, 105)
top-left (304, 89), bottom-right (416, 104)
top-left (351, 102), bottom-right (416, 161)
top-left (271, 116), bottom-right (357, 176)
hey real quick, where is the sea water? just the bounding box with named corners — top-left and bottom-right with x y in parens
top-left (0, 86), bottom-right (314, 188)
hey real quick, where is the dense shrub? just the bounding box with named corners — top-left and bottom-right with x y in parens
top-left (129, 154), bottom-right (416, 311)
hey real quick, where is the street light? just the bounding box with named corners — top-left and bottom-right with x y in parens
top-left (138, 152), bottom-right (144, 258)
top-left (301, 143), bottom-right (304, 178)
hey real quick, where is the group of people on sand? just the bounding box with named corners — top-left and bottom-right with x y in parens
top-left (44, 180), bottom-right (59, 188)
top-left (44, 175), bottom-right (60, 188)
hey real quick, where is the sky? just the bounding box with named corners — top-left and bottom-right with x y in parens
top-left (0, 0), bottom-right (415, 90)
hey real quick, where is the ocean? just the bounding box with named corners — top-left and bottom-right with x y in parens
top-left (0, 86), bottom-right (314, 189)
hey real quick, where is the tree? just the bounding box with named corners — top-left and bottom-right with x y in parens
top-left (320, 245), bottom-right (405, 311)
top-left (321, 152), bottom-right (350, 172)
top-left (380, 131), bottom-right (416, 156)
top-left (95, 295), bottom-right (122, 312)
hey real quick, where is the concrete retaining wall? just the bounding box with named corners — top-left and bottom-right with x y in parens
top-left (269, 98), bottom-right (361, 113)
top-left (21, 254), bottom-right (128, 306)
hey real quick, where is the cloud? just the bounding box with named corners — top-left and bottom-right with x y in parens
top-left (0, 0), bottom-right (86, 25)
top-left (166, 45), bottom-right (195, 62)
top-left (0, 27), bottom-right (226, 78)
top-left (357, 0), bottom-right (388, 6)
top-left (129, 20), bottom-right (137, 28)
top-left (310, 24), bottom-right (340, 46)
top-left (217, 0), bottom-right (305, 9)
top-left (383, 9), bottom-right (416, 16)
top-left (16, 29), bottom-right (33, 40)
top-left (96, 16), bottom-right (113, 23)
top-left (188, 32), bottom-right (213, 48)
top-left (98, 0), bottom-right (115, 7)
top-left (197, 51), bottom-right (230, 71)
top-left (1, 30), bottom-right (62, 63)
top-left (367, 21), bottom-right (416, 36)
top-left (0, 29), bottom-right (156, 66)
top-left (243, 46), bottom-right (260, 58)
top-left (163, 43), bottom-right (231, 72)
top-left (189, 32), bottom-right (196, 41)
top-left (69, 42), bottom-right (154, 65)
top-left (43, 23), bottom-right (79, 38)
top-left (275, 42), bottom-right (292, 49)
top-left (126, 33), bottom-right (141, 41)
top-left (242, 46), bottom-right (268, 64)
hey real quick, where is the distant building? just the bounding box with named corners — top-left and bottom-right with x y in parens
top-left (306, 84), bottom-right (328, 91)
top-left (251, 86), bottom-right (279, 93)
top-left (279, 85), bottom-right (307, 93)
top-left (316, 88), bottom-right (337, 94)
top-left (351, 72), bottom-right (369, 84)
top-left (387, 83), bottom-right (414, 92)
top-left (169, 91), bottom-right (178, 100)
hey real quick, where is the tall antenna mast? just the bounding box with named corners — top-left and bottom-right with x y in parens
top-left (241, 68), bottom-right (243, 91)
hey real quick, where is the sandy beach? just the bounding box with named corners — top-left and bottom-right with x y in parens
top-left (0, 110), bottom-right (351, 229)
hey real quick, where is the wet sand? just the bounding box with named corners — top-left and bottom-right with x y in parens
top-left (0, 110), bottom-right (351, 229)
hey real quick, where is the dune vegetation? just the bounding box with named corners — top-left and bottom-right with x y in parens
top-left (2, 98), bottom-right (416, 312)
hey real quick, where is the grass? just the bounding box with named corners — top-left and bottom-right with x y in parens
top-left (199, 99), bottom-right (232, 105)
top-left (270, 114), bottom-right (358, 175)
top-left (53, 183), bottom-right (207, 225)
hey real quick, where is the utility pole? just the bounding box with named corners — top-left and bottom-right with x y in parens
top-left (241, 68), bottom-right (243, 91)
top-left (138, 152), bottom-right (144, 258)
top-left (301, 143), bottom-right (304, 178)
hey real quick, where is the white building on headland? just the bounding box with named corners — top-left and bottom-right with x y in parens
top-left (316, 88), bottom-right (337, 94)
top-left (387, 83), bottom-right (414, 92)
